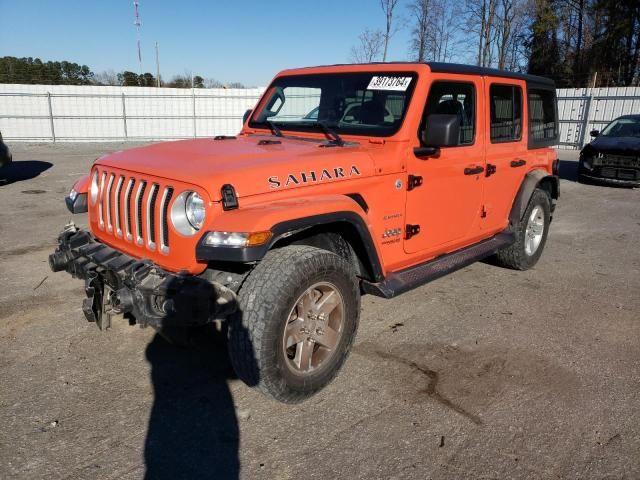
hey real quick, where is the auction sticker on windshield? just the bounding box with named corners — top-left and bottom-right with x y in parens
top-left (367, 76), bottom-right (412, 91)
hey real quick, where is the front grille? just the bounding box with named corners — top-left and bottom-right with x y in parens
top-left (93, 168), bottom-right (175, 254)
top-left (600, 154), bottom-right (640, 168)
top-left (618, 169), bottom-right (637, 180)
top-left (598, 166), bottom-right (639, 181)
top-left (601, 167), bottom-right (616, 178)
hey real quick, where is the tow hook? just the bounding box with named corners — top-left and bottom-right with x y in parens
top-left (82, 271), bottom-right (102, 324)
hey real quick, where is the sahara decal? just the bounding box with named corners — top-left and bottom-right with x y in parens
top-left (268, 165), bottom-right (362, 189)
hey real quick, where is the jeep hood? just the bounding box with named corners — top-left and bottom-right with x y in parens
top-left (96, 136), bottom-right (374, 201)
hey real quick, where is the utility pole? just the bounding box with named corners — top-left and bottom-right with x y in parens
top-left (155, 41), bottom-right (161, 87)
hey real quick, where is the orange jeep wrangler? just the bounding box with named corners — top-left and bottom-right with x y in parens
top-left (50, 63), bottom-right (559, 403)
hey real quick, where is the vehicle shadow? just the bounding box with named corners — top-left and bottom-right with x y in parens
top-left (144, 323), bottom-right (248, 480)
top-left (557, 159), bottom-right (579, 182)
top-left (0, 160), bottom-right (53, 185)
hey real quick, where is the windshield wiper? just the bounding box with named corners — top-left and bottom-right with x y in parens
top-left (315, 121), bottom-right (345, 146)
top-left (266, 120), bottom-right (283, 137)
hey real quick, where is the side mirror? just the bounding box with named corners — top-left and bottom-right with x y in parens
top-left (590, 129), bottom-right (600, 137)
top-left (243, 109), bottom-right (253, 124)
top-left (415, 114), bottom-right (460, 157)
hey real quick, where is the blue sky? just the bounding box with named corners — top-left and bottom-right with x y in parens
top-left (1, 0), bottom-right (420, 86)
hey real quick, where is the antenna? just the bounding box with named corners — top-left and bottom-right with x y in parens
top-left (133, 1), bottom-right (143, 76)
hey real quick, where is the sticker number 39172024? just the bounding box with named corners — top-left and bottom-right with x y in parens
top-left (367, 76), bottom-right (413, 91)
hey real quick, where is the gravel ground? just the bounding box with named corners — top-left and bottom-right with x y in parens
top-left (0, 143), bottom-right (638, 480)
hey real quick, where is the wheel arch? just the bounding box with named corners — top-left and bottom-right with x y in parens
top-left (509, 169), bottom-right (559, 228)
top-left (196, 195), bottom-right (384, 282)
top-left (268, 213), bottom-right (383, 282)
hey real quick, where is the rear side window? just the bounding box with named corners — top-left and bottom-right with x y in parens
top-left (423, 81), bottom-right (475, 145)
top-left (528, 87), bottom-right (558, 147)
top-left (490, 84), bottom-right (522, 142)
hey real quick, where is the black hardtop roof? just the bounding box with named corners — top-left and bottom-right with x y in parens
top-left (295, 61), bottom-right (555, 87)
top-left (426, 62), bottom-right (555, 87)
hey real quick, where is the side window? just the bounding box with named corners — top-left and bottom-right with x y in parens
top-left (490, 84), bottom-right (522, 142)
top-left (528, 88), bottom-right (558, 144)
top-left (423, 81), bottom-right (475, 146)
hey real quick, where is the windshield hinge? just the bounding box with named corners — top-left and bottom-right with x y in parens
top-left (405, 224), bottom-right (421, 240)
top-left (407, 175), bottom-right (423, 191)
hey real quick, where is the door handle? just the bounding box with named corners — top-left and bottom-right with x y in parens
top-left (510, 159), bottom-right (526, 167)
top-left (464, 166), bottom-right (485, 175)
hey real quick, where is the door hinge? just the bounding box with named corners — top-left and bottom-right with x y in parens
top-left (407, 174), bottom-right (423, 191)
top-left (481, 206), bottom-right (488, 218)
top-left (486, 164), bottom-right (497, 177)
top-left (405, 224), bottom-right (421, 240)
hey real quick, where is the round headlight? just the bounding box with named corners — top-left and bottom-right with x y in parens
top-left (185, 192), bottom-right (205, 230)
top-left (90, 171), bottom-right (99, 205)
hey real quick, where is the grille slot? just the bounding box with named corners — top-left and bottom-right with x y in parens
top-left (98, 171), bottom-right (107, 229)
top-left (124, 178), bottom-right (135, 241)
top-left (159, 187), bottom-right (174, 254)
top-left (146, 183), bottom-right (159, 250)
top-left (114, 176), bottom-right (124, 237)
top-left (135, 181), bottom-right (147, 245)
top-left (105, 173), bottom-right (115, 232)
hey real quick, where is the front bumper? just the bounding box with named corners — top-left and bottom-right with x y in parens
top-left (49, 224), bottom-right (236, 330)
top-left (579, 172), bottom-right (640, 187)
top-left (579, 159), bottom-right (640, 187)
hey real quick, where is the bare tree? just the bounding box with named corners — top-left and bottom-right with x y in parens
top-left (465, 0), bottom-right (500, 67)
top-left (350, 29), bottom-right (385, 63)
top-left (409, 0), bottom-right (431, 61)
top-left (429, 1), bottom-right (461, 62)
top-left (93, 69), bottom-right (119, 86)
top-left (381, 0), bottom-right (401, 61)
top-left (495, 0), bottom-right (528, 69)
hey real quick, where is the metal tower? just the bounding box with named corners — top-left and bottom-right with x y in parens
top-left (133, 1), bottom-right (143, 75)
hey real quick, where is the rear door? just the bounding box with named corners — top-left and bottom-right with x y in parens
top-left (404, 76), bottom-right (486, 255)
top-left (482, 79), bottom-right (528, 234)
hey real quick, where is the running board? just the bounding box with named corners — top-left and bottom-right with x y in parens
top-left (362, 232), bottom-right (515, 298)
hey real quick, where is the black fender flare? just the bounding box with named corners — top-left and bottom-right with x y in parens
top-left (509, 170), bottom-right (559, 228)
top-left (196, 211), bottom-right (384, 282)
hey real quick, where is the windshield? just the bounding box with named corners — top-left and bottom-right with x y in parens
top-left (600, 117), bottom-right (640, 138)
top-left (249, 72), bottom-right (417, 137)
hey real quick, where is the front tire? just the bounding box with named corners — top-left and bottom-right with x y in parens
top-left (494, 188), bottom-right (551, 270)
top-left (227, 245), bottom-right (360, 403)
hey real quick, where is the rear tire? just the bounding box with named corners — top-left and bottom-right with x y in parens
top-left (227, 245), bottom-right (360, 403)
top-left (494, 188), bottom-right (551, 270)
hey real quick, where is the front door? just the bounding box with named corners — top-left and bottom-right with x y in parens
top-left (404, 77), bottom-right (485, 255)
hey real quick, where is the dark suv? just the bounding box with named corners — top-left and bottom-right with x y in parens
top-left (579, 115), bottom-right (640, 187)
top-left (0, 131), bottom-right (12, 171)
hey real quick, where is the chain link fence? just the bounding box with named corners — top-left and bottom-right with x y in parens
top-left (2, 84), bottom-right (640, 148)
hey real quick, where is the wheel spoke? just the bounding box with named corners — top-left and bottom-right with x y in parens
top-left (315, 290), bottom-right (340, 316)
top-left (294, 339), bottom-right (314, 370)
top-left (285, 318), bottom-right (305, 348)
top-left (298, 290), bottom-right (314, 315)
top-left (316, 325), bottom-right (339, 350)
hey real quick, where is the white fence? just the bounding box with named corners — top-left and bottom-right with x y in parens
top-left (1, 84), bottom-right (639, 148)
top-left (557, 86), bottom-right (640, 149)
top-left (0, 84), bottom-right (264, 142)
